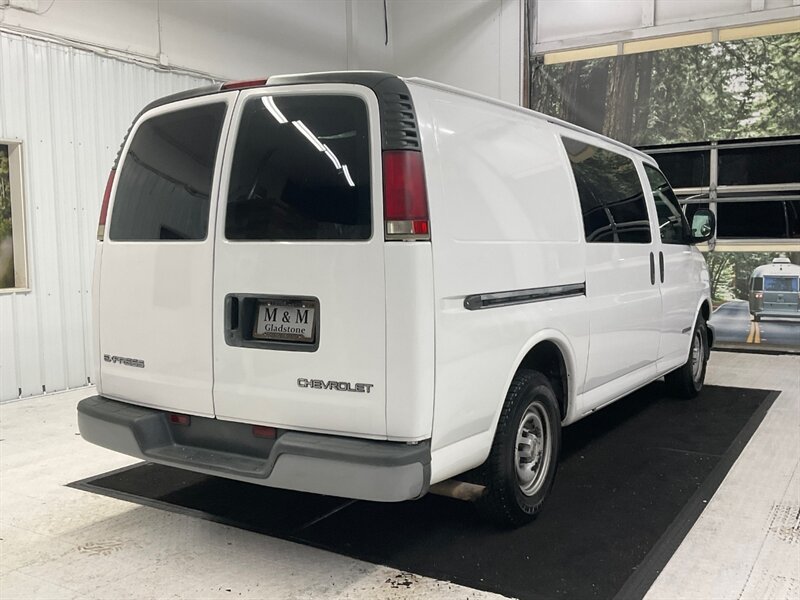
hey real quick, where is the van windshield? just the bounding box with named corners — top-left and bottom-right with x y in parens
top-left (764, 276), bottom-right (799, 293)
top-left (225, 95), bottom-right (371, 241)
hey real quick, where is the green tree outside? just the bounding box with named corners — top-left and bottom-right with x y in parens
top-left (531, 32), bottom-right (800, 146)
top-left (0, 144), bottom-right (15, 288)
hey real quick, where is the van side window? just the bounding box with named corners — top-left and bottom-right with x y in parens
top-left (644, 164), bottom-right (692, 245)
top-left (109, 103), bottom-right (226, 241)
top-left (225, 95), bottom-right (371, 241)
top-left (751, 277), bottom-right (763, 291)
top-left (562, 138), bottom-right (651, 244)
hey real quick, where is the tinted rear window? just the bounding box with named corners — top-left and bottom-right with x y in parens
top-left (764, 276), bottom-right (799, 293)
top-left (109, 103), bottom-right (226, 241)
top-left (225, 95), bottom-right (371, 241)
top-left (562, 138), bottom-right (651, 244)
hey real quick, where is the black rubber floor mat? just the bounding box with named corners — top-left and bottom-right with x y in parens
top-left (70, 383), bottom-right (777, 600)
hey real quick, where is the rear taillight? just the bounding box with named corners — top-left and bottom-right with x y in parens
top-left (221, 78), bottom-right (268, 90)
top-left (382, 150), bottom-right (430, 241)
top-left (97, 169), bottom-right (115, 241)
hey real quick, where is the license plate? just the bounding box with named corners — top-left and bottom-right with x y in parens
top-left (252, 301), bottom-right (316, 342)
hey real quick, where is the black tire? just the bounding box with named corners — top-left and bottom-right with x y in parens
top-left (754, 314), bottom-right (761, 323)
top-left (476, 370), bottom-right (561, 528)
top-left (665, 316), bottom-right (708, 399)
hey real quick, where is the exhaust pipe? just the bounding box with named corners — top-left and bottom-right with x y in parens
top-left (429, 480), bottom-right (486, 502)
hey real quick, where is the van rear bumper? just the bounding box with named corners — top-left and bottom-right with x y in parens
top-left (752, 310), bottom-right (800, 320)
top-left (77, 396), bottom-right (430, 502)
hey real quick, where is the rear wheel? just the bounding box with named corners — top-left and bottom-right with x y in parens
top-left (665, 316), bottom-right (708, 399)
top-left (476, 370), bottom-right (561, 528)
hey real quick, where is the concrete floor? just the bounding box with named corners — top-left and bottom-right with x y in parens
top-left (1, 351), bottom-right (798, 600)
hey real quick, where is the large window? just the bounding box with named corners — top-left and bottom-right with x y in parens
top-left (225, 95), bottom-right (371, 241)
top-left (562, 138), bottom-right (651, 244)
top-left (645, 138), bottom-right (800, 243)
top-left (644, 165), bottom-right (691, 245)
top-left (0, 141), bottom-right (27, 290)
top-left (109, 103), bottom-right (226, 241)
top-left (531, 32), bottom-right (800, 147)
top-left (705, 252), bottom-right (800, 353)
top-left (764, 275), bottom-right (798, 293)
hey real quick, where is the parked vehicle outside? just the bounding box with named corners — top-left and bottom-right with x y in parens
top-left (749, 257), bottom-right (800, 322)
top-left (78, 72), bottom-right (716, 526)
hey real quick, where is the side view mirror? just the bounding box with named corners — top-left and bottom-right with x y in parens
top-left (691, 208), bottom-right (716, 244)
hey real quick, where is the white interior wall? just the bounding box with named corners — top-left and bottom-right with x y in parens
top-left (0, 0), bottom-right (350, 78)
top-left (1, 0), bottom-right (522, 101)
top-left (349, 0), bottom-right (522, 103)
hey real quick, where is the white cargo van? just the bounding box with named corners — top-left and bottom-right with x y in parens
top-left (79, 72), bottom-right (716, 526)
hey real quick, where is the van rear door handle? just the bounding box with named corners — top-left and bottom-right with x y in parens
top-left (649, 252), bottom-right (655, 285)
top-left (659, 251), bottom-right (665, 283)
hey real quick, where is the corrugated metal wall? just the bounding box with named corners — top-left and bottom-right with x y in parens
top-left (0, 31), bottom-right (216, 401)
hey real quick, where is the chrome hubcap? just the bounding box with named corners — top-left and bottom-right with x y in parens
top-left (691, 330), bottom-right (704, 383)
top-left (514, 402), bottom-right (552, 496)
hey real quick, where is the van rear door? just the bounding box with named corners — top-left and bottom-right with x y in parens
top-left (97, 93), bottom-right (236, 416)
top-left (211, 86), bottom-right (387, 438)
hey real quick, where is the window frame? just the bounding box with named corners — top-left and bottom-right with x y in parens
top-left (0, 140), bottom-right (29, 293)
top-left (218, 84), bottom-right (381, 246)
top-left (643, 163), bottom-right (692, 246)
top-left (105, 93), bottom-right (237, 246)
top-left (221, 89), bottom-right (375, 243)
top-left (643, 137), bottom-right (800, 252)
top-left (561, 136), bottom-right (653, 245)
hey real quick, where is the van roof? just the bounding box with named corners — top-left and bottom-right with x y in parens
top-left (125, 71), bottom-right (654, 166)
top-left (404, 77), bottom-right (655, 163)
top-left (751, 261), bottom-right (800, 277)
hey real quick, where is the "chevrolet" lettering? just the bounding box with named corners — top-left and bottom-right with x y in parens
top-left (297, 378), bottom-right (374, 393)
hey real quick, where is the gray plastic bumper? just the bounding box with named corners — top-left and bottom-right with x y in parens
top-left (77, 396), bottom-right (430, 502)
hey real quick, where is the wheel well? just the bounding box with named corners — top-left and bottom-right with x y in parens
top-left (701, 300), bottom-right (714, 351)
top-left (517, 341), bottom-right (568, 419)
top-left (700, 300), bottom-right (710, 322)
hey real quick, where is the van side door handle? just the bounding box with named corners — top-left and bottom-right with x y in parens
top-left (649, 252), bottom-right (656, 285)
top-left (659, 251), bottom-right (665, 283)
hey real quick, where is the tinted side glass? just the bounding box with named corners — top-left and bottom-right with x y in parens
top-left (225, 95), bottom-right (371, 241)
top-left (644, 165), bottom-right (691, 245)
top-left (651, 150), bottom-right (710, 189)
top-left (751, 277), bottom-right (763, 291)
top-left (562, 138), bottom-right (651, 244)
top-left (716, 200), bottom-right (799, 238)
top-left (109, 103), bottom-right (226, 241)
top-left (718, 143), bottom-right (800, 185)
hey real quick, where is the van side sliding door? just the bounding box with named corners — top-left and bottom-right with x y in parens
top-left (561, 137), bottom-right (662, 401)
